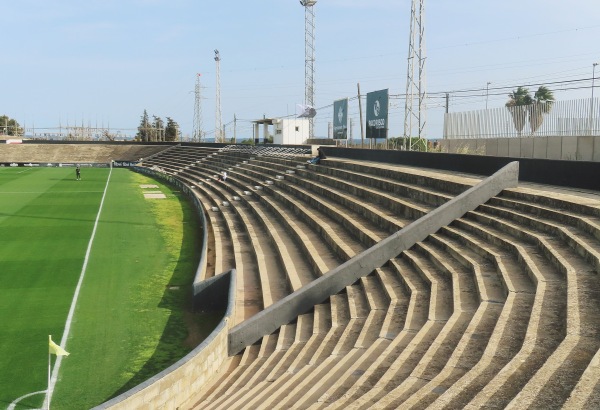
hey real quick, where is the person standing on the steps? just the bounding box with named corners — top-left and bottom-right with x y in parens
top-left (76, 165), bottom-right (81, 181)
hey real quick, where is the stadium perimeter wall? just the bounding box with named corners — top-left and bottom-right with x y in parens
top-left (321, 145), bottom-right (600, 191)
top-left (439, 135), bottom-right (600, 162)
top-left (228, 161), bottom-right (519, 355)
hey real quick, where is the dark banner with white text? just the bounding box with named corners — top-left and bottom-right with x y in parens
top-left (366, 89), bottom-right (389, 139)
top-left (333, 98), bottom-right (349, 139)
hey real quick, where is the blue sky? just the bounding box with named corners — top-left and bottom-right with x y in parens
top-left (2, 0), bottom-right (600, 140)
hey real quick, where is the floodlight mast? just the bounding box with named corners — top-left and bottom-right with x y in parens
top-left (301, 0), bottom-right (317, 139)
top-left (214, 50), bottom-right (222, 143)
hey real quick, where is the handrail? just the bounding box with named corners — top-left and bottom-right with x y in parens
top-left (228, 161), bottom-right (519, 355)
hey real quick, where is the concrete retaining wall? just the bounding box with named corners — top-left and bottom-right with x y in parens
top-left (441, 135), bottom-right (600, 161)
top-left (228, 161), bottom-right (520, 355)
top-left (95, 319), bottom-right (230, 410)
top-left (95, 270), bottom-right (236, 410)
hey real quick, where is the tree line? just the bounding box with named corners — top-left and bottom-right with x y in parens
top-left (136, 110), bottom-right (180, 142)
top-left (0, 115), bottom-right (23, 136)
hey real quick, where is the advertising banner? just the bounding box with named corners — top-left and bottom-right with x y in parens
top-left (333, 98), bottom-right (348, 139)
top-left (366, 89), bottom-right (389, 139)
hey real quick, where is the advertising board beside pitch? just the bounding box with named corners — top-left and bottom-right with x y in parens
top-left (333, 98), bottom-right (349, 139)
top-left (366, 89), bottom-right (389, 139)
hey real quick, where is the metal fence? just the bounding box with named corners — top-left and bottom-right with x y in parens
top-left (444, 97), bottom-right (600, 139)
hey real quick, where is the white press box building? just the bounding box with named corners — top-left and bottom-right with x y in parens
top-left (253, 118), bottom-right (310, 145)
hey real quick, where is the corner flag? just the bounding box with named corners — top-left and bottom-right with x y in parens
top-left (49, 335), bottom-right (69, 356)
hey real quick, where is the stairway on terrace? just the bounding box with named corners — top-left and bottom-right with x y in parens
top-left (142, 145), bottom-right (600, 409)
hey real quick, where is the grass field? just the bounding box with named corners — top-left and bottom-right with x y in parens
top-left (0, 167), bottom-right (218, 410)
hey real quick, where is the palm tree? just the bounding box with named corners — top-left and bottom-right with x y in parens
top-left (506, 87), bottom-right (532, 136)
top-left (529, 86), bottom-right (555, 134)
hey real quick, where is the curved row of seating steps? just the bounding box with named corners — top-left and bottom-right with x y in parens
top-left (141, 146), bottom-right (600, 409)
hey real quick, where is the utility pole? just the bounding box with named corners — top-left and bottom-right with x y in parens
top-left (591, 63), bottom-right (598, 136)
top-left (193, 73), bottom-right (203, 142)
top-left (234, 114), bottom-right (237, 144)
top-left (357, 83), bottom-right (364, 148)
top-left (403, 0), bottom-right (427, 150)
top-left (445, 92), bottom-right (449, 113)
top-left (486, 81), bottom-right (491, 109)
top-left (214, 50), bottom-right (222, 143)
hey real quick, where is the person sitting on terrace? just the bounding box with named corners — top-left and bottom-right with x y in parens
top-left (307, 147), bottom-right (326, 164)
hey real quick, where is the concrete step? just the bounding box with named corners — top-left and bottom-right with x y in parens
top-left (376, 301), bottom-right (504, 409)
top-left (256, 188), bottom-right (340, 278)
top-left (407, 245), bottom-right (453, 322)
top-left (270, 175), bottom-right (394, 248)
top-left (429, 232), bottom-right (506, 303)
top-left (472, 207), bottom-right (600, 408)
top-left (457, 211), bottom-right (569, 408)
top-left (190, 165), bottom-right (320, 302)
top-left (200, 157), bottom-right (340, 278)
top-left (500, 188), bottom-right (600, 219)
top-left (284, 170), bottom-right (427, 227)
top-left (240, 306), bottom-right (333, 409)
top-left (262, 183), bottom-right (363, 261)
top-left (204, 333), bottom-right (278, 409)
top-left (337, 248), bottom-right (451, 408)
top-left (240, 190), bottom-right (314, 292)
top-left (215, 324), bottom-right (297, 409)
top-left (369, 232), bottom-right (508, 408)
top-left (184, 177), bottom-right (260, 324)
top-left (179, 175), bottom-right (233, 278)
top-left (252, 294), bottom-right (351, 410)
top-left (265, 313), bottom-right (315, 381)
top-left (318, 157), bottom-right (473, 196)
top-left (189, 354), bottom-right (242, 408)
top-left (272, 286), bottom-right (376, 409)
top-left (562, 346), bottom-right (600, 409)
top-left (197, 343), bottom-right (260, 406)
top-left (302, 161), bottom-right (452, 207)
top-left (422, 222), bottom-right (537, 408)
top-left (314, 263), bottom-right (415, 407)
top-left (481, 203), bottom-right (600, 273)
top-left (508, 336), bottom-right (599, 409)
top-left (362, 237), bottom-right (484, 408)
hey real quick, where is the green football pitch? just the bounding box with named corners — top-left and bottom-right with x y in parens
top-left (0, 167), bottom-right (216, 410)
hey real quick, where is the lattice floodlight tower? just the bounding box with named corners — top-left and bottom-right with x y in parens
top-left (403, 0), bottom-right (427, 151)
top-left (214, 49), bottom-right (223, 143)
top-left (193, 73), bottom-right (204, 142)
top-left (301, 0), bottom-right (317, 139)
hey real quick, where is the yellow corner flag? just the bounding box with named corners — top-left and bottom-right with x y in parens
top-left (49, 335), bottom-right (69, 356)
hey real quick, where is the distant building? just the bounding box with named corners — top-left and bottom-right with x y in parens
top-left (253, 118), bottom-right (309, 145)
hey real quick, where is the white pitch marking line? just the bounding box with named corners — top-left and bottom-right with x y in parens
top-left (0, 191), bottom-right (104, 194)
top-left (8, 390), bottom-right (46, 410)
top-left (41, 166), bottom-right (113, 410)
